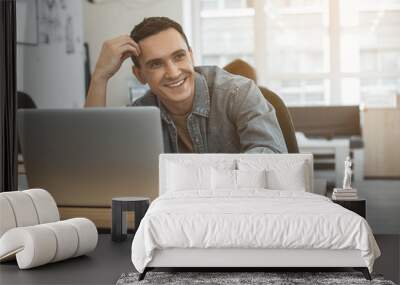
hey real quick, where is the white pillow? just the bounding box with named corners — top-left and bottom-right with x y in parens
top-left (167, 162), bottom-right (212, 191)
top-left (211, 169), bottom-right (268, 190)
top-left (211, 168), bottom-right (236, 190)
top-left (266, 164), bottom-right (306, 191)
top-left (236, 169), bottom-right (268, 189)
top-left (238, 159), bottom-right (308, 191)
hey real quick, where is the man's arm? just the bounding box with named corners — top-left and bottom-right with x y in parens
top-left (232, 80), bottom-right (288, 153)
top-left (85, 74), bottom-right (108, 107)
top-left (85, 35), bottom-right (140, 107)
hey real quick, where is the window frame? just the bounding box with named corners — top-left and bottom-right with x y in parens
top-left (192, 0), bottom-right (400, 106)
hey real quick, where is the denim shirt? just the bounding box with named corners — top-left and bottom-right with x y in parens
top-left (131, 66), bottom-right (287, 154)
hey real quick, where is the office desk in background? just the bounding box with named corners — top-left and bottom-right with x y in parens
top-left (296, 133), bottom-right (351, 188)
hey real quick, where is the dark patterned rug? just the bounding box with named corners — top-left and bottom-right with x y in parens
top-left (116, 271), bottom-right (396, 285)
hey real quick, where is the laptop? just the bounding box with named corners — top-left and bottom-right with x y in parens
top-left (17, 107), bottom-right (163, 207)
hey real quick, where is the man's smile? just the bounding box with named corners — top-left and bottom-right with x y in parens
top-left (164, 77), bottom-right (187, 88)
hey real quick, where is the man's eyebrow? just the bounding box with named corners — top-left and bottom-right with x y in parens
top-left (171, 49), bottom-right (186, 56)
top-left (144, 49), bottom-right (187, 67)
top-left (145, 58), bottom-right (162, 68)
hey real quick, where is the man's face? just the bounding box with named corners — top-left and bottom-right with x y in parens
top-left (133, 28), bottom-right (195, 106)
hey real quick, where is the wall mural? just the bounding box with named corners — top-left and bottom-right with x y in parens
top-left (65, 15), bottom-right (75, 54)
top-left (39, 0), bottom-right (63, 45)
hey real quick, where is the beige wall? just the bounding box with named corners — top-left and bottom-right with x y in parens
top-left (363, 99), bottom-right (400, 178)
top-left (83, 0), bottom-right (185, 106)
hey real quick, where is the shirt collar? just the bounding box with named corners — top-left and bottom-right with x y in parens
top-left (156, 70), bottom-right (210, 123)
top-left (156, 96), bottom-right (172, 124)
top-left (191, 71), bottom-right (210, 118)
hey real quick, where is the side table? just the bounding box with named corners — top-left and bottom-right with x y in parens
top-left (332, 198), bottom-right (366, 218)
top-left (112, 197), bottom-right (150, 242)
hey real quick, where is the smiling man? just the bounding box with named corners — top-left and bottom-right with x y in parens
top-left (85, 17), bottom-right (287, 153)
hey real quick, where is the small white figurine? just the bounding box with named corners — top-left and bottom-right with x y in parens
top-left (342, 156), bottom-right (352, 189)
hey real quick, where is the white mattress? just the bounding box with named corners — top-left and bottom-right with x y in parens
top-left (131, 190), bottom-right (380, 273)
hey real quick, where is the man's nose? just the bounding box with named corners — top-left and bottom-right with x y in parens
top-left (165, 61), bottom-right (180, 79)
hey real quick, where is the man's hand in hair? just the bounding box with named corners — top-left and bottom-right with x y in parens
top-left (93, 35), bottom-right (140, 81)
top-left (85, 35), bottom-right (140, 107)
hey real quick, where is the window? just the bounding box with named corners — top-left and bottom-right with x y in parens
top-left (195, 0), bottom-right (400, 106)
top-left (199, 0), bottom-right (255, 68)
top-left (340, 0), bottom-right (400, 106)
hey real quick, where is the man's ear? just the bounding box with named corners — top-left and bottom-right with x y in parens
top-left (132, 66), bottom-right (147, 84)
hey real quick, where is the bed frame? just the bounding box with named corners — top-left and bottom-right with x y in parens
top-left (140, 248), bottom-right (371, 280)
top-left (138, 154), bottom-right (372, 281)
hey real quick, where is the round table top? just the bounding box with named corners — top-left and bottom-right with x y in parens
top-left (112, 197), bottom-right (150, 202)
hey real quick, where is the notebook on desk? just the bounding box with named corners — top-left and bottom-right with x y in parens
top-left (17, 107), bottom-right (163, 208)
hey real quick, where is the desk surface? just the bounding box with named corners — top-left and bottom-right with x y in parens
top-left (295, 132), bottom-right (350, 148)
top-left (0, 234), bottom-right (134, 285)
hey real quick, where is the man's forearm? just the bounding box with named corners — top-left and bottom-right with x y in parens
top-left (85, 75), bottom-right (108, 107)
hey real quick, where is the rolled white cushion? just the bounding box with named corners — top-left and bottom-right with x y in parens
top-left (0, 196), bottom-right (17, 237)
top-left (0, 218), bottom-right (98, 269)
top-left (24, 189), bottom-right (59, 223)
top-left (0, 191), bottom-right (39, 227)
top-left (42, 221), bottom-right (79, 262)
top-left (63, 218), bottom-right (98, 257)
top-left (0, 226), bottom-right (57, 269)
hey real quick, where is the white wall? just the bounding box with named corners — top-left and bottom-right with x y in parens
top-left (83, 0), bottom-right (185, 106)
top-left (17, 0), bottom-right (85, 108)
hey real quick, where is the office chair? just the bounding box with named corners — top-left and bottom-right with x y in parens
top-left (17, 91), bottom-right (37, 109)
top-left (17, 92), bottom-right (37, 154)
top-left (224, 59), bottom-right (299, 153)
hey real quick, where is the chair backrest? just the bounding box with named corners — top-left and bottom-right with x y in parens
top-left (17, 91), bottom-right (37, 109)
top-left (17, 92), bottom-right (37, 154)
top-left (0, 189), bottom-right (60, 238)
top-left (258, 87), bottom-right (299, 153)
top-left (223, 59), bottom-right (299, 153)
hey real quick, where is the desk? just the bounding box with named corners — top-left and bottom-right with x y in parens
top-left (296, 133), bottom-right (350, 187)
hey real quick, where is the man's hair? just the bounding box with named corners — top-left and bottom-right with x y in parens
top-left (130, 17), bottom-right (190, 67)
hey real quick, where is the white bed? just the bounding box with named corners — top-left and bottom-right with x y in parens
top-left (131, 154), bottom-right (380, 280)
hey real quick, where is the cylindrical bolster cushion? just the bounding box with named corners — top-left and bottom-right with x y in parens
top-left (42, 221), bottom-right (79, 262)
top-left (0, 218), bottom-right (98, 269)
top-left (0, 196), bottom-right (17, 237)
top-left (0, 226), bottom-right (57, 269)
top-left (24, 189), bottom-right (59, 224)
top-left (0, 192), bottom-right (39, 227)
top-left (63, 218), bottom-right (98, 257)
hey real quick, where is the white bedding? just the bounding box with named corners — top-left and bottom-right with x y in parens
top-left (131, 190), bottom-right (380, 273)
